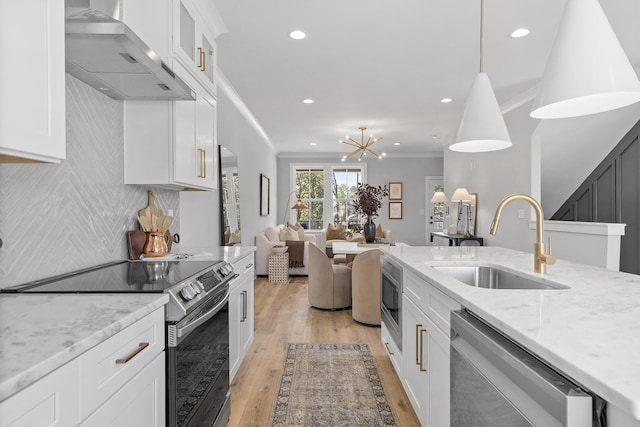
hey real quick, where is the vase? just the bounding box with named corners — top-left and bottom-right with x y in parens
top-left (364, 215), bottom-right (376, 243)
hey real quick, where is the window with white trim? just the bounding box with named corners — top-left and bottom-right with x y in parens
top-left (291, 164), bottom-right (366, 230)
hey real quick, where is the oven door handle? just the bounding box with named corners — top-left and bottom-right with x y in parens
top-left (176, 287), bottom-right (230, 339)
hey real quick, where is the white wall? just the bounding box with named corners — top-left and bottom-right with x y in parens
top-left (444, 101), bottom-right (538, 252)
top-left (276, 155), bottom-right (443, 246)
top-left (180, 87), bottom-right (278, 248)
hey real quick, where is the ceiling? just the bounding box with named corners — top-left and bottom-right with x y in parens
top-left (211, 0), bottom-right (640, 158)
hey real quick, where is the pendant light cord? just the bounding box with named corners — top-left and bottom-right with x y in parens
top-left (480, 0), bottom-right (484, 73)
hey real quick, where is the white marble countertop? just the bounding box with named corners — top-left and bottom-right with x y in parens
top-left (138, 245), bottom-right (255, 264)
top-left (0, 293), bottom-right (169, 402)
top-left (382, 245), bottom-right (640, 420)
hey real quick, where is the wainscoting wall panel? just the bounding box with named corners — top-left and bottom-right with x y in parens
top-left (0, 76), bottom-right (180, 288)
top-left (551, 119), bottom-right (640, 274)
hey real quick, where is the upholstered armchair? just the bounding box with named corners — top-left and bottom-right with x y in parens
top-left (350, 249), bottom-right (383, 325)
top-left (308, 243), bottom-right (352, 310)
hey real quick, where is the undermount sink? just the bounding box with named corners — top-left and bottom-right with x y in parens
top-left (431, 265), bottom-right (569, 290)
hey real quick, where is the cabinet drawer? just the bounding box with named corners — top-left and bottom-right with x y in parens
top-left (79, 309), bottom-right (164, 419)
top-left (232, 254), bottom-right (255, 285)
top-left (404, 270), bottom-right (460, 336)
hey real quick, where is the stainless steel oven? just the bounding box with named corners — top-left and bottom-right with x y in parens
top-left (380, 257), bottom-right (402, 350)
top-left (450, 309), bottom-right (597, 427)
top-left (166, 274), bottom-right (231, 427)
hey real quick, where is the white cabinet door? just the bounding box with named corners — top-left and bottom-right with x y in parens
top-left (427, 320), bottom-right (450, 427)
top-left (173, 0), bottom-right (217, 94)
top-left (80, 352), bottom-right (165, 427)
top-left (0, 360), bottom-right (80, 427)
top-left (402, 296), bottom-right (429, 426)
top-left (239, 274), bottom-right (255, 356)
top-left (228, 281), bottom-right (242, 381)
top-left (124, 61), bottom-right (217, 190)
top-left (0, 0), bottom-right (65, 163)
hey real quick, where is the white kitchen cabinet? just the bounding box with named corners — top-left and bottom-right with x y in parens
top-left (124, 60), bottom-right (217, 190)
top-left (119, 0), bottom-right (220, 96)
top-left (0, 359), bottom-right (80, 427)
top-left (0, 0), bottom-right (65, 163)
top-left (0, 309), bottom-right (165, 427)
top-left (229, 254), bottom-right (255, 381)
top-left (403, 296), bottom-right (451, 427)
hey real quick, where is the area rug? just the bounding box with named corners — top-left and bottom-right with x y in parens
top-left (270, 343), bottom-right (398, 427)
top-left (288, 276), bottom-right (308, 284)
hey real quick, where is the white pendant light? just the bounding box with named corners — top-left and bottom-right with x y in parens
top-left (450, 0), bottom-right (512, 153)
top-left (531, 0), bottom-right (640, 119)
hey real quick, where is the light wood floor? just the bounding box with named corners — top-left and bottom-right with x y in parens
top-left (228, 276), bottom-right (421, 427)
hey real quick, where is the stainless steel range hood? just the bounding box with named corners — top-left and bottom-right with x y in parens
top-left (65, 8), bottom-right (195, 100)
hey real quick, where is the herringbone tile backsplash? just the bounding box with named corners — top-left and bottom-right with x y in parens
top-left (0, 76), bottom-right (180, 288)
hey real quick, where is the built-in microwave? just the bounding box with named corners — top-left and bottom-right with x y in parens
top-left (380, 257), bottom-right (403, 350)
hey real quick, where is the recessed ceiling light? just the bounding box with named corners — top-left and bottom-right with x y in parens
top-left (441, 98), bottom-right (452, 103)
top-left (289, 30), bottom-right (306, 40)
top-left (302, 99), bottom-right (315, 104)
top-left (393, 142), bottom-right (401, 146)
top-left (510, 28), bottom-right (530, 38)
top-left (431, 134), bottom-right (438, 139)
top-left (310, 142), bottom-right (317, 146)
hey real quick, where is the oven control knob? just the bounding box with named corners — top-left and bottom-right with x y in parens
top-left (181, 286), bottom-right (196, 301)
top-left (193, 281), bottom-right (203, 294)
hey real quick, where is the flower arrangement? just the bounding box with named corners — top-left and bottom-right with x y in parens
top-left (352, 183), bottom-right (389, 217)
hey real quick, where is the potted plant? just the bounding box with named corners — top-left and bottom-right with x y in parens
top-left (352, 183), bottom-right (389, 243)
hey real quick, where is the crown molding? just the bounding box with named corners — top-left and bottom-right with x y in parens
top-left (217, 68), bottom-right (275, 153)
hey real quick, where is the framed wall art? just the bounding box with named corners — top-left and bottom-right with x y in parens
top-left (260, 173), bottom-right (270, 216)
top-left (389, 182), bottom-right (403, 200)
top-left (389, 201), bottom-right (403, 219)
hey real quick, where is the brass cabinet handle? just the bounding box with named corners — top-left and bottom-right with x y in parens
top-left (384, 342), bottom-right (394, 355)
top-left (415, 323), bottom-right (422, 365)
top-left (115, 342), bottom-right (149, 364)
top-left (419, 328), bottom-right (427, 372)
top-left (197, 47), bottom-right (203, 69)
top-left (201, 49), bottom-right (206, 71)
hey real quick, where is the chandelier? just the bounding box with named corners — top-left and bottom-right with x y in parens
top-left (340, 127), bottom-right (385, 161)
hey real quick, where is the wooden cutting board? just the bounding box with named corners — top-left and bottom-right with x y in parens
top-left (127, 230), bottom-right (147, 260)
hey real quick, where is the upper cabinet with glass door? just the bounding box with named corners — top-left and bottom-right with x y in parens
top-left (119, 0), bottom-right (225, 96)
top-left (176, 0), bottom-right (217, 92)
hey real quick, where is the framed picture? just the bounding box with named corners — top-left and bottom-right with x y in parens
top-left (389, 182), bottom-right (403, 200)
top-left (389, 201), bottom-right (403, 219)
top-left (260, 173), bottom-right (270, 216)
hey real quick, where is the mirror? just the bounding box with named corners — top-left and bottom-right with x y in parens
top-left (219, 146), bottom-right (241, 246)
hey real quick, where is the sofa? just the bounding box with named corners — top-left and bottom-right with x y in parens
top-left (321, 224), bottom-right (393, 256)
top-left (255, 224), bottom-right (317, 275)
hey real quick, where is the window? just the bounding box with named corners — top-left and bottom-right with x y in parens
top-left (332, 167), bottom-right (363, 231)
top-left (294, 167), bottom-right (324, 230)
top-left (291, 164), bottom-right (366, 230)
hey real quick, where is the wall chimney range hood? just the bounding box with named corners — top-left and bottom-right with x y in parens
top-left (65, 8), bottom-right (195, 100)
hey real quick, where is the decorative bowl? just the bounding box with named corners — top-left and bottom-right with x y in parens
top-left (272, 246), bottom-right (288, 254)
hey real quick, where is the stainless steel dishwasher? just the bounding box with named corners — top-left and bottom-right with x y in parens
top-left (450, 310), bottom-right (595, 427)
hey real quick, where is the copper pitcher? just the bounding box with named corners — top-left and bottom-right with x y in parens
top-left (143, 232), bottom-right (169, 258)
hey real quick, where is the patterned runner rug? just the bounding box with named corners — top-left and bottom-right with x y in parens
top-left (270, 343), bottom-right (398, 427)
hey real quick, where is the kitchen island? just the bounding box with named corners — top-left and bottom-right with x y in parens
top-left (382, 245), bottom-right (640, 425)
